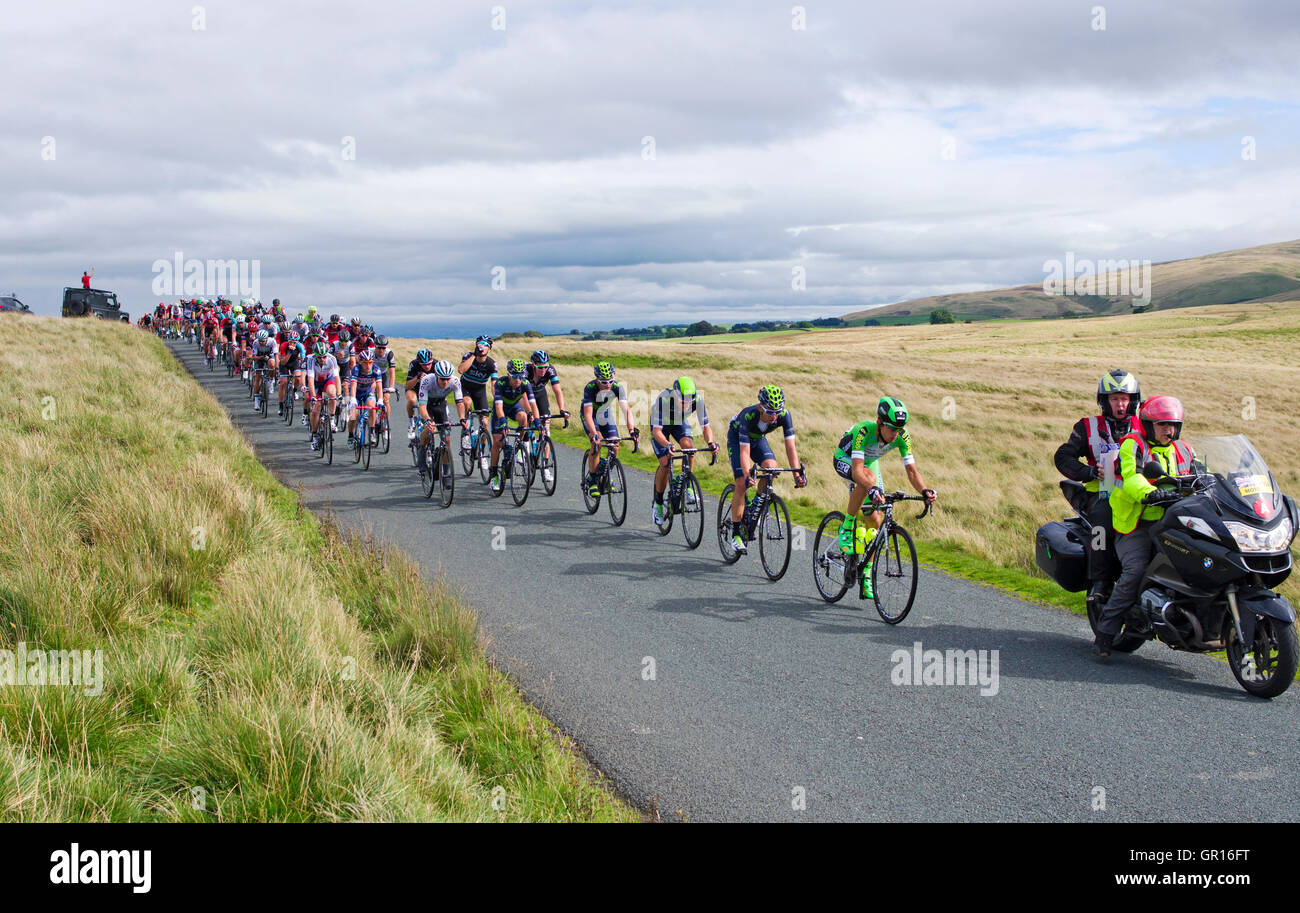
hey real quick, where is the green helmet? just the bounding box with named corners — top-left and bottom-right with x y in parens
top-left (507, 358), bottom-right (527, 377)
top-left (594, 362), bottom-right (615, 381)
top-left (758, 384), bottom-right (784, 412)
top-left (314, 342), bottom-right (329, 357)
top-left (877, 396), bottom-right (908, 429)
top-left (673, 376), bottom-right (697, 397)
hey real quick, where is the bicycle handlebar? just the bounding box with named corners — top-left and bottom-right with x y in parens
top-left (671, 446), bottom-right (718, 467)
top-left (536, 411), bottom-right (570, 429)
top-left (596, 435), bottom-right (639, 453)
top-left (863, 491), bottom-right (934, 520)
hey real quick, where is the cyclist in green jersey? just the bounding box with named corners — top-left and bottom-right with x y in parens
top-left (832, 396), bottom-right (937, 598)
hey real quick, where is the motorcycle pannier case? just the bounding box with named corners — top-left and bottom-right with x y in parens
top-left (1035, 520), bottom-right (1089, 592)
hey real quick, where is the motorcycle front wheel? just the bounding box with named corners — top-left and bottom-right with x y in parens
top-left (1225, 612), bottom-right (1298, 698)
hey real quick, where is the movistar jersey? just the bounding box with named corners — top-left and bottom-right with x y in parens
top-left (729, 405), bottom-right (794, 444)
top-left (494, 377), bottom-right (535, 412)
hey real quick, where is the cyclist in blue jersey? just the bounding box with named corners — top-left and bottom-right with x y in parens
top-left (346, 349), bottom-right (385, 444)
top-left (726, 385), bottom-right (806, 554)
top-left (489, 358), bottom-right (539, 492)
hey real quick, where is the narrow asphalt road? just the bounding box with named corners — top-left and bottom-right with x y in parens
top-left (171, 340), bottom-right (1300, 822)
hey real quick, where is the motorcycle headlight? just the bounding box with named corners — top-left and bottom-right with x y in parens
top-left (1224, 519), bottom-right (1293, 553)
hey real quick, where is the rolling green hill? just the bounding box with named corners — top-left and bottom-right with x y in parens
top-left (843, 239), bottom-right (1300, 323)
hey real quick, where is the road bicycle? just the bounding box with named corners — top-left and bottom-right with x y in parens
top-left (491, 424), bottom-right (536, 506)
top-left (717, 466), bottom-right (804, 581)
top-left (460, 408), bottom-right (492, 483)
top-left (309, 393), bottom-right (338, 464)
top-left (255, 364), bottom-right (276, 418)
top-left (279, 373), bottom-right (302, 425)
top-left (581, 432), bottom-right (640, 526)
top-left (374, 393), bottom-right (392, 455)
top-left (413, 420), bottom-right (457, 508)
top-left (656, 446), bottom-right (717, 549)
top-left (812, 492), bottom-right (933, 624)
top-left (350, 401), bottom-right (381, 469)
top-left (530, 411), bottom-right (569, 496)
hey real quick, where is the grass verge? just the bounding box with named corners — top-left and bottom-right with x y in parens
top-left (0, 315), bottom-right (636, 822)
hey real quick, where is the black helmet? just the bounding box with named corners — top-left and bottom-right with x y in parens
top-left (1096, 369), bottom-right (1140, 418)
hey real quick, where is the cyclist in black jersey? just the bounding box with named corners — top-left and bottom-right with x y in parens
top-left (489, 358), bottom-right (539, 492)
top-left (580, 361), bottom-right (638, 498)
top-left (458, 335), bottom-right (498, 448)
top-left (405, 348), bottom-right (435, 439)
top-left (526, 350), bottom-right (566, 432)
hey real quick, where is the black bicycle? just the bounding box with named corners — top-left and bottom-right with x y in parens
top-left (812, 492), bottom-right (932, 623)
top-left (415, 420), bottom-right (456, 508)
top-left (491, 424), bottom-right (535, 506)
top-left (530, 412), bottom-right (569, 497)
top-left (581, 432), bottom-right (640, 526)
top-left (309, 393), bottom-right (337, 465)
top-left (656, 446), bottom-right (717, 549)
top-left (717, 466), bottom-right (804, 581)
top-left (256, 364), bottom-right (276, 418)
top-left (460, 408), bottom-right (492, 483)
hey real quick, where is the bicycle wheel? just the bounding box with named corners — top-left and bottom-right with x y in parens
top-left (362, 423), bottom-right (372, 469)
top-left (325, 422), bottom-right (334, 465)
top-left (582, 459), bottom-right (602, 514)
top-left (283, 388), bottom-right (294, 425)
top-left (873, 525), bottom-right (919, 624)
top-left (490, 450), bottom-right (506, 498)
top-left (379, 409), bottom-right (391, 454)
top-left (460, 429), bottom-right (474, 476)
top-left (717, 484), bottom-right (741, 564)
top-left (607, 459), bottom-right (627, 526)
top-left (812, 512), bottom-right (852, 603)
top-left (758, 495), bottom-right (792, 581)
top-left (656, 478), bottom-right (675, 537)
top-left (260, 382), bottom-right (269, 418)
top-left (439, 443), bottom-right (455, 508)
top-left (539, 438), bottom-right (557, 496)
top-left (681, 474), bottom-right (705, 550)
top-left (510, 445), bottom-right (531, 506)
top-left (476, 433), bottom-right (491, 484)
top-left (352, 424), bottom-right (362, 463)
top-left (420, 442), bottom-right (437, 499)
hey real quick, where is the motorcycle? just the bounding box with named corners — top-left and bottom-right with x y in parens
top-left (1036, 434), bottom-right (1298, 698)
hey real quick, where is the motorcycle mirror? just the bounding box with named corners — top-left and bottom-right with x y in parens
top-left (1142, 461), bottom-right (1164, 481)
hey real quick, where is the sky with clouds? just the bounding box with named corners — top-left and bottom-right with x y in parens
top-left (3, 0), bottom-right (1298, 333)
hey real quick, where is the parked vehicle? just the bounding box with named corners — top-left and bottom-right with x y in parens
top-left (62, 287), bottom-right (129, 321)
top-left (0, 294), bottom-right (32, 315)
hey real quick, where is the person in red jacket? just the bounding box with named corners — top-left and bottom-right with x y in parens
top-left (1053, 369), bottom-right (1142, 609)
top-left (81, 268), bottom-right (94, 289)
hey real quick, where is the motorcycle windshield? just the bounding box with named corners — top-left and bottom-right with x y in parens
top-left (1197, 434), bottom-right (1283, 520)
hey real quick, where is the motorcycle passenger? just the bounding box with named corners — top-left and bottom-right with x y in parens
top-left (1054, 369), bottom-right (1142, 607)
top-left (1093, 395), bottom-right (1196, 658)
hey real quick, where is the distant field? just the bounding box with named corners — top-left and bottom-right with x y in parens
top-left (393, 299), bottom-right (1300, 610)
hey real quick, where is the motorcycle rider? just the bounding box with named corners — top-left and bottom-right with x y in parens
top-left (1093, 395), bottom-right (1196, 658)
top-left (1054, 369), bottom-right (1142, 609)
